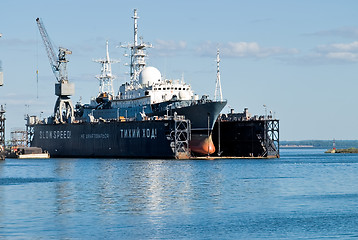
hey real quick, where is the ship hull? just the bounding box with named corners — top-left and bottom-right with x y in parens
top-left (84, 100), bottom-right (226, 156)
top-left (151, 100), bottom-right (227, 130)
top-left (151, 100), bottom-right (226, 155)
top-left (30, 120), bottom-right (178, 158)
top-left (190, 133), bottom-right (215, 155)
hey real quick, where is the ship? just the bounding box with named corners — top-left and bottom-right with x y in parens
top-left (27, 114), bottom-right (191, 159)
top-left (28, 10), bottom-right (226, 158)
top-left (75, 9), bottom-right (226, 155)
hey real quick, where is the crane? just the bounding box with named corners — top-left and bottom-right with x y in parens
top-left (0, 33), bottom-right (3, 86)
top-left (36, 18), bottom-right (75, 123)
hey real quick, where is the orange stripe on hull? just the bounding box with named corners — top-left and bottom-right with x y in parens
top-left (190, 134), bottom-right (216, 155)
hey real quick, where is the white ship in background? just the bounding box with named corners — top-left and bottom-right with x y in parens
top-left (76, 9), bottom-right (227, 155)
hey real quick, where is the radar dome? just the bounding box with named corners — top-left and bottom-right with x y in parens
top-left (139, 66), bottom-right (161, 86)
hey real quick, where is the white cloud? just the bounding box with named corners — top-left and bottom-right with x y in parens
top-left (312, 41), bottom-right (358, 63)
top-left (307, 27), bottom-right (358, 39)
top-left (152, 39), bottom-right (187, 57)
top-left (155, 39), bottom-right (187, 51)
top-left (317, 41), bottom-right (358, 52)
top-left (197, 41), bottom-right (298, 58)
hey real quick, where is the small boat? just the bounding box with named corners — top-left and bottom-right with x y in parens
top-left (9, 147), bottom-right (50, 159)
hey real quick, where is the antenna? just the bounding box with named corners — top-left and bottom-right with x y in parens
top-left (36, 70), bottom-right (39, 99)
top-left (94, 40), bottom-right (119, 97)
top-left (121, 9), bottom-right (152, 85)
top-left (133, 9), bottom-right (139, 47)
top-left (214, 48), bottom-right (223, 102)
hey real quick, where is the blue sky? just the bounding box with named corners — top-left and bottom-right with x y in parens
top-left (1, 0), bottom-right (358, 141)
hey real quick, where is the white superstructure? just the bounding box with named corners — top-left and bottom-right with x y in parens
top-left (112, 9), bottom-right (196, 109)
top-left (80, 8), bottom-right (226, 129)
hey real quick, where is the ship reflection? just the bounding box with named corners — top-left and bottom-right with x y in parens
top-left (53, 159), bottom-right (225, 216)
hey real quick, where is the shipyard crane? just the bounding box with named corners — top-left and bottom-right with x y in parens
top-left (0, 33), bottom-right (3, 86)
top-left (36, 18), bottom-right (75, 123)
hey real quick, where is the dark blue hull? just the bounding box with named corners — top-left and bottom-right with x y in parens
top-left (151, 100), bottom-right (227, 131)
top-left (85, 100), bottom-right (227, 131)
top-left (30, 120), bottom-right (178, 158)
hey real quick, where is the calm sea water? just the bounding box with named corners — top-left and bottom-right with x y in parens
top-left (1, 149), bottom-right (358, 239)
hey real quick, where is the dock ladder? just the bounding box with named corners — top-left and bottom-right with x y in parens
top-left (172, 115), bottom-right (191, 159)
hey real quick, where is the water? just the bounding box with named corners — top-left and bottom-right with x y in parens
top-left (1, 149), bottom-right (358, 239)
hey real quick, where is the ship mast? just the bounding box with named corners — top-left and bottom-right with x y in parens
top-left (128, 9), bottom-right (152, 85)
top-left (94, 41), bottom-right (119, 97)
top-left (214, 48), bottom-right (223, 102)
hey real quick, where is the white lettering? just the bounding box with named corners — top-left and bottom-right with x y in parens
top-left (38, 130), bottom-right (72, 140)
top-left (151, 128), bottom-right (156, 139)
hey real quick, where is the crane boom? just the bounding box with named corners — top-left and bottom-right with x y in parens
top-left (36, 18), bottom-right (72, 83)
top-left (35, 17), bottom-right (75, 124)
top-left (35, 18), bottom-right (59, 80)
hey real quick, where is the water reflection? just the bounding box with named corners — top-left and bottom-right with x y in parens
top-left (1, 152), bottom-right (358, 239)
top-left (48, 159), bottom-right (231, 217)
top-left (54, 159), bottom-right (77, 216)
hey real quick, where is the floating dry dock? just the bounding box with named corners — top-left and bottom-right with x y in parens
top-left (27, 108), bottom-right (280, 159)
top-left (191, 155), bottom-right (279, 160)
top-left (212, 108), bottom-right (280, 158)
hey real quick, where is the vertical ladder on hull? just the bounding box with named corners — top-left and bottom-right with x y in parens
top-left (25, 115), bottom-right (38, 147)
top-left (0, 105), bottom-right (5, 160)
top-left (263, 119), bottom-right (280, 157)
top-left (172, 116), bottom-right (191, 159)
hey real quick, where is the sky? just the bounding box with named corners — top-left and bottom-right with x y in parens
top-left (1, 0), bottom-right (358, 141)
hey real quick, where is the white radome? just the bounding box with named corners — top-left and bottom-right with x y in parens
top-left (139, 66), bottom-right (161, 85)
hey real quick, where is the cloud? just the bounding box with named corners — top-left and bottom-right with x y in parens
top-left (250, 18), bottom-right (273, 24)
top-left (0, 38), bottom-right (37, 53)
top-left (316, 41), bottom-right (358, 53)
top-left (197, 41), bottom-right (298, 59)
top-left (307, 27), bottom-right (358, 39)
top-left (1, 38), bottom-right (37, 47)
top-left (308, 41), bottom-right (358, 63)
top-left (151, 39), bottom-right (187, 57)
